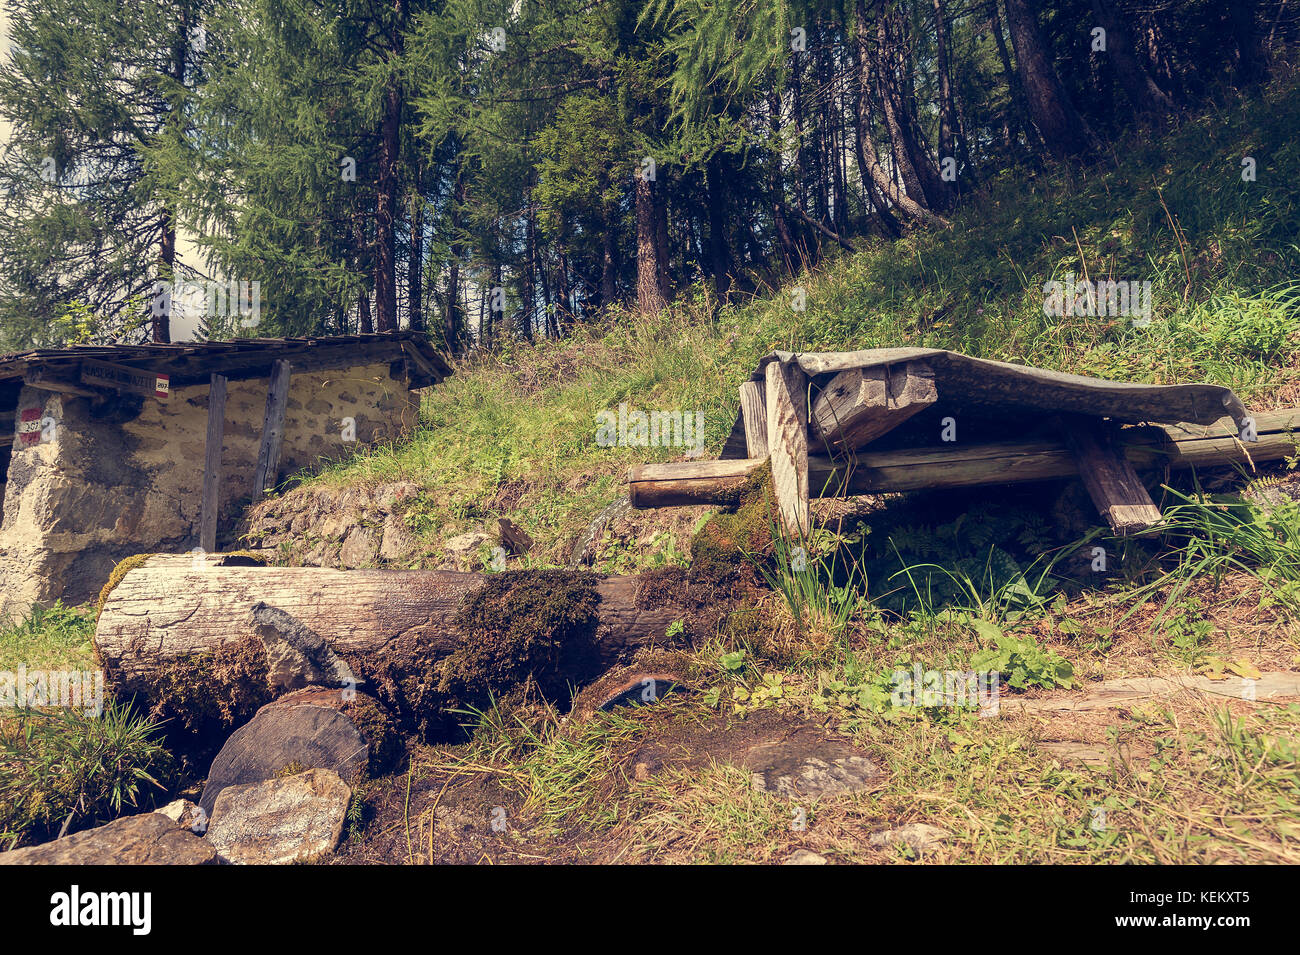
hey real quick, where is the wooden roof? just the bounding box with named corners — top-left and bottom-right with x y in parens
top-left (0, 332), bottom-right (452, 389)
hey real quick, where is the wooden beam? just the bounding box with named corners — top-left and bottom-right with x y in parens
top-left (627, 409), bottom-right (1300, 508)
top-left (765, 360), bottom-right (809, 535)
top-left (1059, 415), bottom-right (1163, 534)
top-left (810, 361), bottom-right (937, 452)
top-left (22, 368), bottom-right (104, 398)
top-left (252, 360), bottom-right (292, 495)
top-left (199, 374), bottom-right (228, 552)
top-left (739, 380), bottom-right (769, 458)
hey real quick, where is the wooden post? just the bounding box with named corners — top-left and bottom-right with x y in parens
top-left (739, 380), bottom-right (769, 458)
top-left (253, 360), bottom-right (292, 495)
top-left (810, 361), bottom-right (937, 452)
top-left (199, 374), bottom-right (228, 552)
top-left (1059, 415), bottom-right (1163, 534)
top-left (764, 360), bottom-right (809, 536)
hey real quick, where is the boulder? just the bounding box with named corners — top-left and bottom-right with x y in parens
top-left (0, 812), bottom-right (217, 865)
top-left (198, 687), bottom-right (399, 817)
top-left (207, 768), bottom-right (351, 865)
top-left (379, 513), bottom-right (417, 561)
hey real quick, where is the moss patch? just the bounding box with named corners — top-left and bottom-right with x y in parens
top-left (689, 464), bottom-right (776, 586)
top-left (95, 554), bottom-right (153, 620)
top-left (137, 635), bottom-right (273, 741)
top-left (438, 570), bottom-right (602, 709)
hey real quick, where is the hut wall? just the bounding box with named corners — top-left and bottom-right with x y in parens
top-left (0, 360), bottom-right (418, 622)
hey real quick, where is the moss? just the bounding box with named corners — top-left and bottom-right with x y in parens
top-left (95, 554), bottom-right (153, 620)
top-left (689, 463), bottom-right (776, 587)
top-left (438, 570), bottom-right (602, 709)
top-left (137, 635), bottom-right (273, 740)
top-left (276, 759), bottom-right (307, 778)
top-left (342, 694), bottom-right (403, 776)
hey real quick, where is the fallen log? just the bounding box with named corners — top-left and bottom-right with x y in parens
top-left (628, 410), bottom-right (1300, 508)
top-left (95, 557), bottom-right (689, 736)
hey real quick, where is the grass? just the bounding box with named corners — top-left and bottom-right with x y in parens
top-left (0, 602), bottom-right (97, 672)
top-left (0, 701), bottom-right (172, 850)
top-left (284, 79), bottom-right (1300, 572)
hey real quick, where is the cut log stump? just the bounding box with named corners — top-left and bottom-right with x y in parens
top-left (810, 361), bottom-right (937, 452)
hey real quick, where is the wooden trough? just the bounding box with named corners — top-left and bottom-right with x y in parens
top-left (627, 348), bottom-right (1297, 536)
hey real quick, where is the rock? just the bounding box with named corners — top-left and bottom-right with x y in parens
top-left (868, 822), bottom-right (952, 855)
top-left (249, 603), bottom-right (357, 693)
top-left (783, 849), bottom-right (829, 865)
top-left (155, 798), bottom-right (209, 835)
top-left (0, 812), bottom-right (217, 865)
top-left (207, 768), bottom-right (351, 865)
top-left (747, 738), bottom-right (883, 799)
top-left (445, 531), bottom-right (492, 567)
top-left (318, 512), bottom-right (354, 541)
top-left (377, 481), bottom-right (421, 509)
top-left (379, 513), bottom-right (417, 561)
top-left (199, 687), bottom-right (398, 817)
top-left (338, 525), bottom-right (377, 567)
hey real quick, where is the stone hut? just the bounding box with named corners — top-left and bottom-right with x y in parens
top-left (0, 333), bottom-right (450, 622)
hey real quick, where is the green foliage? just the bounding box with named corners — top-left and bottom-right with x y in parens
top-left (970, 627), bottom-right (1075, 691)
top-left (0, 702), bottom-right (172, 850)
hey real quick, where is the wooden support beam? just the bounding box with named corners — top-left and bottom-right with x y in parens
top-left (627, 409), bottom-right (1300, 508)
top-left (739, 380), bottom-right (769, 458)
top-left (199, 374), bottom-right (228, 552)
top-left (22, 368), bottom-right (103, 398)
top-left (1059, 415), bottom-right (1163, 534)
top-left (765, 360), bottom-right (809, 536)
top-left (252, 360), bottom-right (292, 495)
top-left (810, 361), bottom-right (937, 452)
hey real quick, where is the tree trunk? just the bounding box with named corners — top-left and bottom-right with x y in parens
top-left (407, 191), bottom-right (424, 331)
top-left (635, 175), bottom-right (666, 315)
top-left (705, 154), bottom-right (733, 297)
top-left (95, 559), bottom-right (697, 732)
top-left (1003, 0), bottom-right (1099, 158)
top-left (1090, 0), bottom-right (1174, 118)
top-left (854, 1), bottom-right (948, 228)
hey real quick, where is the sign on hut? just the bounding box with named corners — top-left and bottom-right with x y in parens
top-left (628, 348), bottom-right (1298, 534)
top-left (0, 333), bottom-right (450, 622)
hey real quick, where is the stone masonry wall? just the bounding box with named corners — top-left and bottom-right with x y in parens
top-left (0, 360), bottom-right (418, 622)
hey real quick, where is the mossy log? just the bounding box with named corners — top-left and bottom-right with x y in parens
top-left (95, 556), bottom-right (690, 735)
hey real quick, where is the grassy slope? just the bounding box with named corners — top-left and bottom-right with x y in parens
top-left (305, 82), bottom-right (1300, 567)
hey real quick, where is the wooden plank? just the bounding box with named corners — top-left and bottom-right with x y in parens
top-left (1059, 415), bottom-right (1163, 534)
top-left (810, 361), bottom-right (937, 452)
top-left (252, 360), bottom-right (292, 495)
top-left (79, 358), bottom-right (170, 399)
top-left (627, 409), bottom-right (1300, 507)
top-left (764, 360), bottom-right (809, 536)
top-left (199, 374), bottom-right (228, 552)
top-left (22, 368), bottom-right (103, 398)
top-left (739, 380), bottom-right (769, 458)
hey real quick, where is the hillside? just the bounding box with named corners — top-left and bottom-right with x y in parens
top-left (6, 81), bottom-right (1300, 867)
top-left (261, 80), bottom-right (1300, 573)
